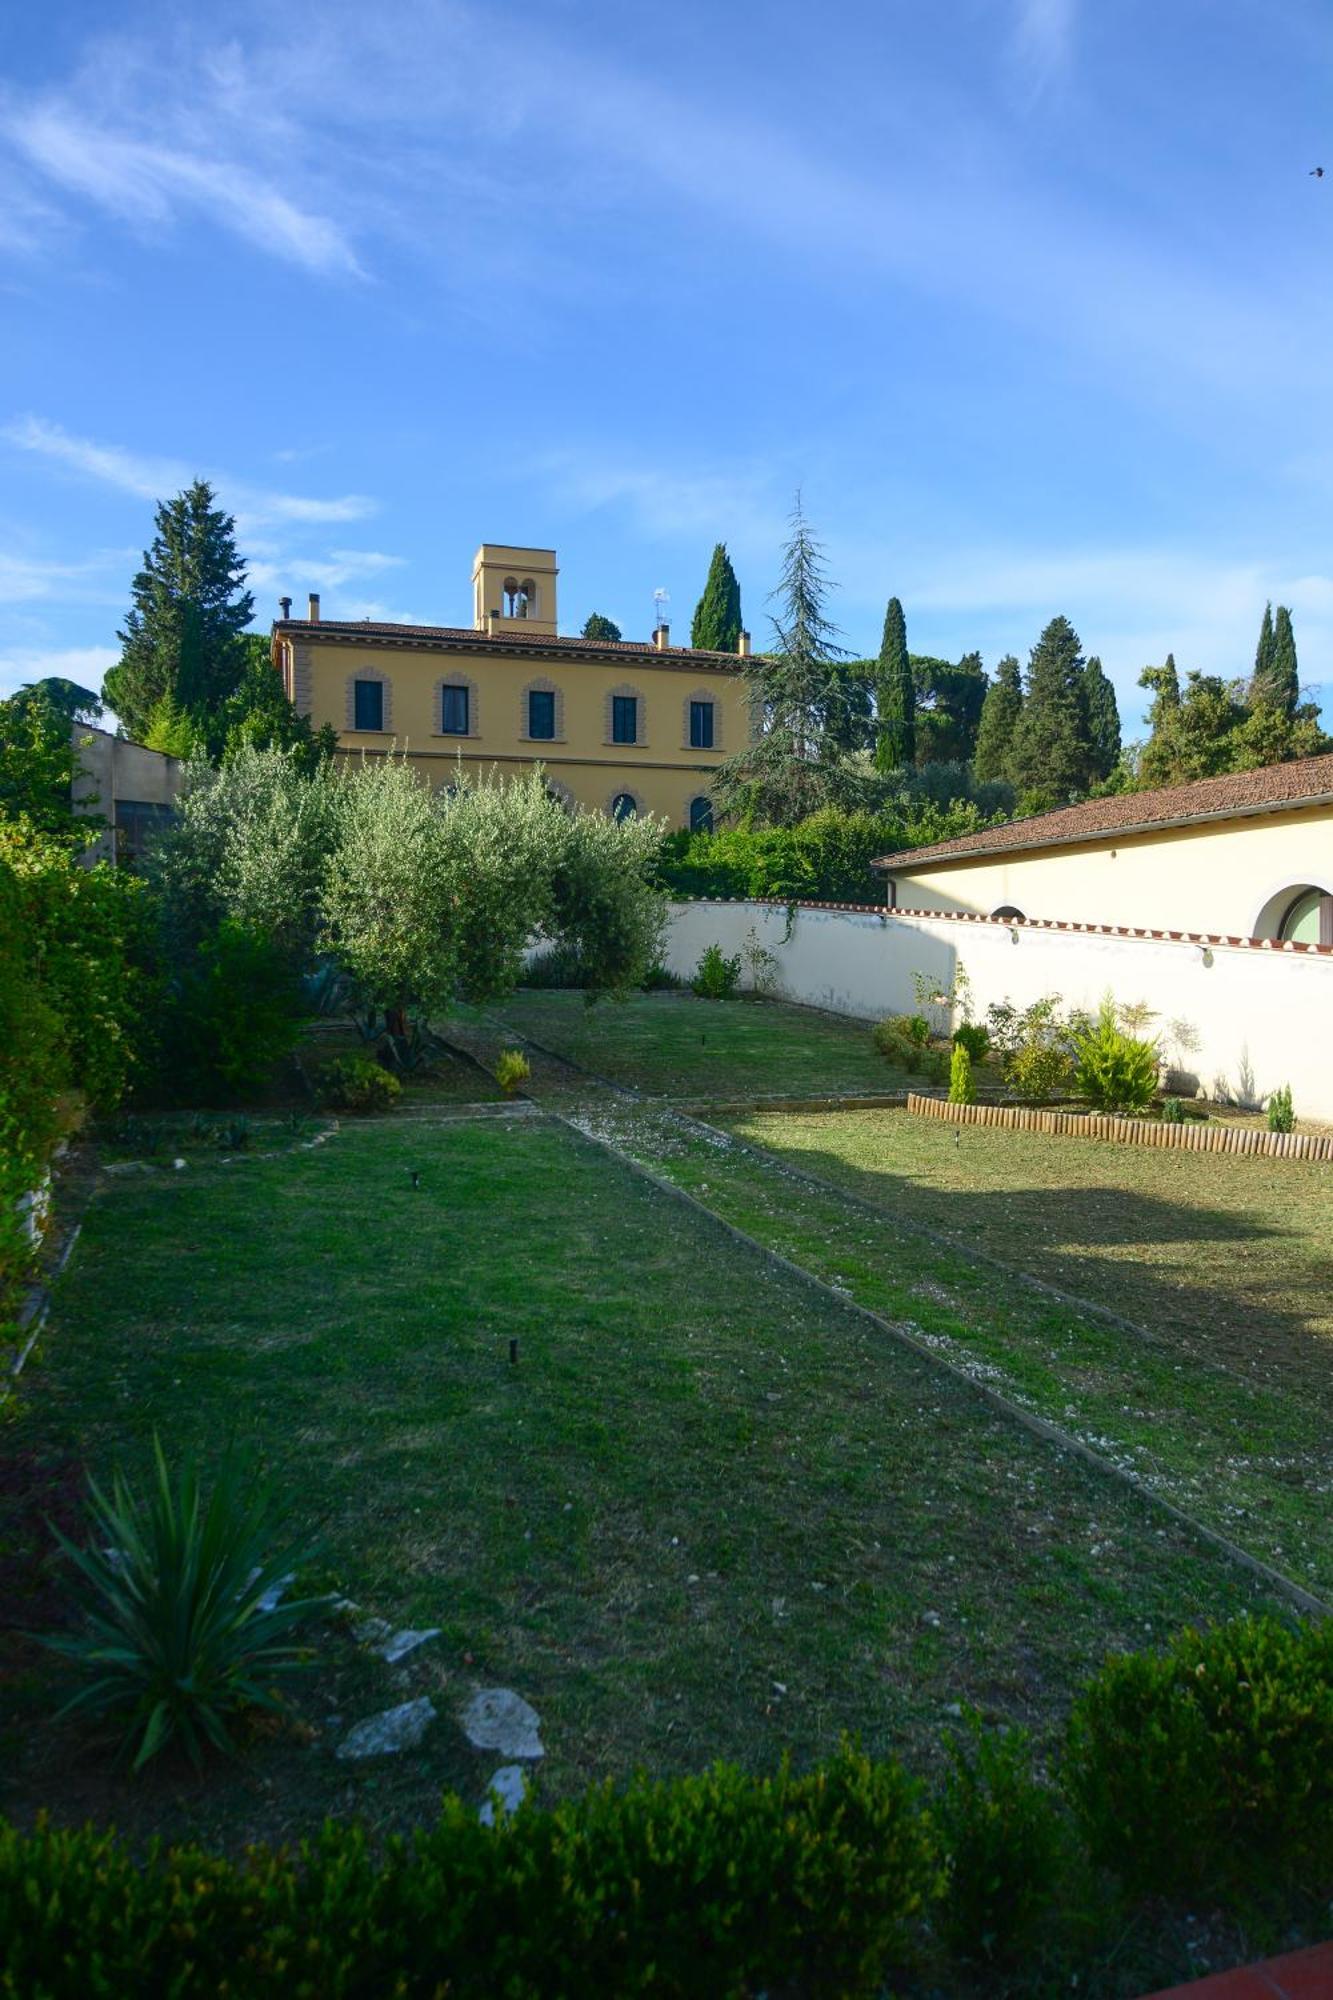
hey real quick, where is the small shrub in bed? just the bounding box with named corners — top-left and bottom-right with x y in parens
top-left (692, 942), bottom-right (742, 1000)
top-left (947, 1043), bottom-right (975, 1105)
top-left (1006, 1039), bottom-right (1074, 1103)
top-left (872, 1013), bottom-right (934, 1073)
top-left (951, 1021), bottom-right (989, 1062)
top-left (1072, 997), bottom-right (1159, 1114)
top-left (1267, 1083), bottom-right (1295, 1133)
top-left (1161, 1094), bottom-right (1186, 1124)
top-left (315, 1053), bottom-right (401, 1113)
top-left (495, 1048), bottom-right (531, 1095)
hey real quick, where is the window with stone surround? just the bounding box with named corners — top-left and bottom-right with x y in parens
top-left (435, 674), bottom-right (479, 738)
top-left (345, 667), bottom-right (391, 732)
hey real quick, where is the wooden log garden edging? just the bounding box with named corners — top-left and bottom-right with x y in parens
top-left (907, 1093), bottom-right (1333, 1162)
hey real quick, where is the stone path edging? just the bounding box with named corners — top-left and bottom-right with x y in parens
top-left (680, 1110), bottom-right (1219, 1364)
top-left (555, 1108), bottom-right (1331, 1623)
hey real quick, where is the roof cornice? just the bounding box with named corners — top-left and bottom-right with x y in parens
top-left (273, 619), bottom-right (746, 675)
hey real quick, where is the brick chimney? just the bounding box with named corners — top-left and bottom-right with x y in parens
top-left (308, 592), bottom-right (321, 622)
top-left (737, 629), bottom-right (751, 657)
top-left (279, 595), bottom-right (292, 621)
top-left (653, 621), bottom-right (670, 651)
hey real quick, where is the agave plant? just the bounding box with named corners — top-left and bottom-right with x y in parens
top-left (44, 1438), bottom-right (324, 1770)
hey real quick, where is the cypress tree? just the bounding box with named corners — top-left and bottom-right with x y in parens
top-left (1250, 602), bottom-right (1276, 705)
top-left (1081, 655), bottom-right (1122, 780)
top-left (1137, 654), bottom-right (1182, 786)
top-left (104, 480), bottom-right (253, 738)
top-left (873, 597), bottom-right (915, 771)
top-left (972, 654), bottom-right (1022, 782)
top-left (582, 612), bottom-right (622, 642)
top-left (1260, 605), bottom-right (1300, 717)
top-left (1008, 615), bottom-right (1091, 798)
top-left (690, 543), bottom-right (743, 652)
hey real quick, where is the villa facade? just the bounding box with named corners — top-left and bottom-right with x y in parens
top-left (270, 543), bottom-right (752, 826)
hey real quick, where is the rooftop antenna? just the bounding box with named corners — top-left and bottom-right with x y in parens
top-left (652, 587), bottom-right (670, 633)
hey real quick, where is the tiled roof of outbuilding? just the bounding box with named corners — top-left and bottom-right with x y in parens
top-left (873, 753), bottom-right (1333, 870)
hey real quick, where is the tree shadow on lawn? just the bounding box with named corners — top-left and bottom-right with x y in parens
top-left (739, 1124), bottom-right (1333, 1407)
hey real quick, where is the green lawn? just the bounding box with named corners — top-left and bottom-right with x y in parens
top-left (492, 989), bottom-right (909, 1098)
top-left (646, 1104), bottom-right (1333, 1596)
top-left (1, 1114), bottom-right (1282, 1853)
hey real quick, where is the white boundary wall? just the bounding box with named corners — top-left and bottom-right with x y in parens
top-left (664, 900), bottom-right (1333, 1121)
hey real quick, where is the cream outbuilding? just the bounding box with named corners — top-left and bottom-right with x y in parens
top-left (873, 756), bottom-right (1333, 945)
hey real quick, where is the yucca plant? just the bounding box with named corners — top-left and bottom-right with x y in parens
top-left (43, 1438), bottom-right (324, 1770)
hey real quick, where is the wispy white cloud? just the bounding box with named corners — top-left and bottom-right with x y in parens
top-left (0, 642), bottom-right (118, 701)
top-left (538, 447), bottom-right (787, 552)
top-left (5, 413), bottom-right (185, 500)
top-left (248, 549), bottom-right (406, 592)
top-left (0, 546), bottom-right (125, 604)
top-left (1009, 0), bottom-right (1077, 97)
top-left (5, 414), bottom-right (377, 530)
top-left (3, 99), bottom-right (362, 277)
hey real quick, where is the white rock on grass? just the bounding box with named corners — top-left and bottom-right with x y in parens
top-left (460, 1688), bottom-right (544, 1760)
top-left (478, 1764), bottom-right (528, 1826)
top-left (380, 1627), bottom-right (441, 1664)
top-left (335, 1697), bottom-right (436, 1760)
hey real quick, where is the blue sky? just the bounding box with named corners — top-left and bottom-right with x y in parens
top-left (2, 0), bottom-right (1331, 740)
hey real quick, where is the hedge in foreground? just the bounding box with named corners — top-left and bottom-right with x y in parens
top-left (1066, 1613), bottom-right (1333, 1906)
top-left (0, 1746), bottom-right (937, 1999)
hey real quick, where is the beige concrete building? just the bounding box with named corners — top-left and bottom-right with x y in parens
top-left (874, 756), bottom-right (1333, 944)
top-left (270, 543), bottom-right (752, 826)
top-left (71, 726), bottom-right (183, 866)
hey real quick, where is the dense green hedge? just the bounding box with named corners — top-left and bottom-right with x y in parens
top-left (0, 1748), bottom-right (935, 1999)
top-left (5, 1617), bottom-right (1333, 1995)
top-left (654, 801), bottom-right (1004, 906)
top-left (1067, 1612), bottom-right (1333, 1905)
top-left (0, 824), bottom-right (153, 1331)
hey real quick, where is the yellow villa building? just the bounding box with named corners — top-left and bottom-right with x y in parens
top-left (269, 543), bottom-right (752, 827)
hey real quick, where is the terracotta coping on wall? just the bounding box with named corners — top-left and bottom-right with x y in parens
top-left (1138, 1938), bottom-right (1333, 1999)
top-left (677, 896), bottom-right (1333, 957)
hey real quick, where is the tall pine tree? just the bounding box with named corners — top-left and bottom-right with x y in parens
top-left (1008, 616), bottom-right (1091, 799)
top-left (690, 543), bottom-right (743, 652)
top-left (873, 597), bottom-right (915, 771)
top-left (972, 654), bottom-right (1022, 782)
top-left (104, 481), bottom-right (253, 738)
top-left (1081, 655), bottom-right (1122, 781)
top-left (712, 498), bottom-right (849, 825)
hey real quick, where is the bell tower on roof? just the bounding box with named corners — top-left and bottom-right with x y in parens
top-left (472, 545), bottom-right (558, 637)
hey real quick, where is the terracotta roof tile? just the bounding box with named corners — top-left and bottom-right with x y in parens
top-left (873, 754), bottom-right (1333, 870)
